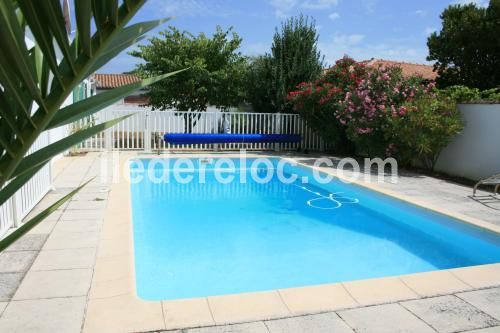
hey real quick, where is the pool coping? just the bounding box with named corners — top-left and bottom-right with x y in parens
top-left (83, 152), bottom-right (500, 333)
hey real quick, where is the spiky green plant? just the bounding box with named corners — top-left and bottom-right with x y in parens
top-left (0, 0), bottom-right (182, 250)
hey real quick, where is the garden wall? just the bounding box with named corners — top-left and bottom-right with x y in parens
top-left (435, 104), bottom-right (500, 181)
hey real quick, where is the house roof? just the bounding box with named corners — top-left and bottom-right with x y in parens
top-left (361, 58), bottom-right (437, 80)
top-left (93, 73), bottom-right (140, 89)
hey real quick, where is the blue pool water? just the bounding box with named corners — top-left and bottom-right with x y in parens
top-left (130, 158), bottom-right (500, 300)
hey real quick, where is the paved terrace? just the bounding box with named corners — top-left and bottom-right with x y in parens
top-left (0, 152), bottom-right (499, 333)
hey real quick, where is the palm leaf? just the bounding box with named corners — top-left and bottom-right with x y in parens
top-left (0, 178), bottom-right (93, 252)
top-left (11, 115), bottom-right (132, 181)
top-left (0, 1), bottom-right (182, 251)
top-left (0, 163), bottom-right (45, 207)
top-left (0, 0), bottom-right (176, 188)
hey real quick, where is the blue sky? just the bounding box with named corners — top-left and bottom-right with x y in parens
top-left (99, 0), bottom-right (488, 73)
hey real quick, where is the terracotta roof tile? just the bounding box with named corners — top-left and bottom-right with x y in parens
top-left (360, 59), bottom-right (437, 80)
top-left (93, 73), bottom-right (140, 89)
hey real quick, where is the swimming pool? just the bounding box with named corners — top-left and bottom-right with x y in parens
top-left (130, 157), bottom-right (500, 301)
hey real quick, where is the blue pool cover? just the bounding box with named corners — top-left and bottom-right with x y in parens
top-left (163, 133), bottom-right (301, 145)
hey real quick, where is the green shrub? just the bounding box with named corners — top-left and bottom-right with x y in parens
top-left (443, 85), bottom-right (500, 103)
top-left (390, 94), bottom-right (464, 169)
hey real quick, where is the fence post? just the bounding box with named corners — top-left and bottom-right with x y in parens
top-left (104, 109), bottom-right (112, 151)
top-left (213, 112), bottom-right (219, 152)
top-left (11, 194), bottom-right (20, 228)
top-left (144, 110), bottom-right (151, 153)
top-left (274, 113), bottom-right (281, 152)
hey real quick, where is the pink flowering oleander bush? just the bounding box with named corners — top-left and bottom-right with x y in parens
top-left (288, 56), bottom-right (463, 167)
top-left (287, 57), bottom-right (366, 153)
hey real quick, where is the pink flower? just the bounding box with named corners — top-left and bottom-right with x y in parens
top-left (356, 127), bottom-right (373, 135)
top-left (398, 106), bottom-right (407, 116)
top-left (385, 143), bottom-right (397, 156)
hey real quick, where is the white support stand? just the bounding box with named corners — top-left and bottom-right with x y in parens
top-left (274, 113), bottom-right (281, 152)
top-left (320, 138), bottom-right (325, 152)
top-left (144, 111), bottom-right (151, 153)
top-left (11, 194), bottom-right (20, 228)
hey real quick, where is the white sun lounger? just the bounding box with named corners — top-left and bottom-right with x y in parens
top-left (473, 173), bottom-right (500, 196)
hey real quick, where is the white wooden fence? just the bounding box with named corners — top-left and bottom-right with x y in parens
top-left (0, 132), bottom-right (52, 238)
top-left (76, 106), bottom-right (328, 152)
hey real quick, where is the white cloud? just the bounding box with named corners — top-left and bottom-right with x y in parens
top-left (302, 0), bottom-right (340, 9)
top-left (319, 34), bottom-right (429, 66)
top-left (415, 9), bottom-right (426, 16)
top-left (270, 0), bottom-right (298, 17)
top-left (157, 0), bottom-right (232, 17)
top-left (425, 27), bottom-right (437, 35)
top-left (270, 0), bottom-right (340, 17)
top-left (332, 33), bottom-right (365, 46)
top-left (362, 0), bottom-right (377, 13)
top-left (328, 12), bottom-right (340, 21)
top-left (453, 0), bottom-right (488, 6)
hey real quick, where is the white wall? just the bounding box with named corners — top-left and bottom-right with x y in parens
top-left (435, 104), bottom-right (500, 181)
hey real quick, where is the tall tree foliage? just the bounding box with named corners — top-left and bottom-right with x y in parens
top-left (245, 56), bottom-right (275, 114)
top-left (0, 0), bottom-right (179, 251)
top-left (246, 15), bottom-right (324, 113)
top-left (130, 26), bottom-right (248, 112)
top-left (427, 0), bottom-right (500, 89)
top-left (271, 15), bottom-right (324, 112)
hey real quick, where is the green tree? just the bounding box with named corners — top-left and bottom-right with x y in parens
top-left (0, 0), bottom-right (179, 251)
top-left (130, 26), bottom-right (248, 113)
top-left (270, 15), bottom-right (324, 113)
top-left (427, 0), bottom-right (500, 89)
top-left (245, 56), bottom-right (275, 113)
top-left (246, 15), bottom-right (324, 113)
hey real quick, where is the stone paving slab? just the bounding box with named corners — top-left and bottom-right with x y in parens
top-left (401, 295), bottom-right (500, 333)
top-left (27, 218), bottom-right (58, 235)
top-left (31, 247), bottom-right (97, 271)
top-left (58, 209), bottom-right (105, 221)
top-left (51, 218), bottom-right (101, 234)
top-left (457, 288), bottom-right (500, 321)
top-left (0, 302), bottom-right (6, 316)
top-left (265, 313), bottom-right (354, 333)
top-left (3, 234), bottom-right (48, 252)
top-left (0, 297), bottom-right (86, 333)
top-left (338, 303), bottom-right (435, 333)
top-left (0, 251), bottom-right (38, 273)
top-left (12, 268), bottom-right (93, 300)
top-left (43, 230), bottom-right (99, 250)
top-left (65, 200), bottom-right (108, 211)
top-left (0, 273), bottom-right (23, 301)
top-left (188, 322), bottom-right (270, 333)
top-left (464, 327), bottom-right (500, 332)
